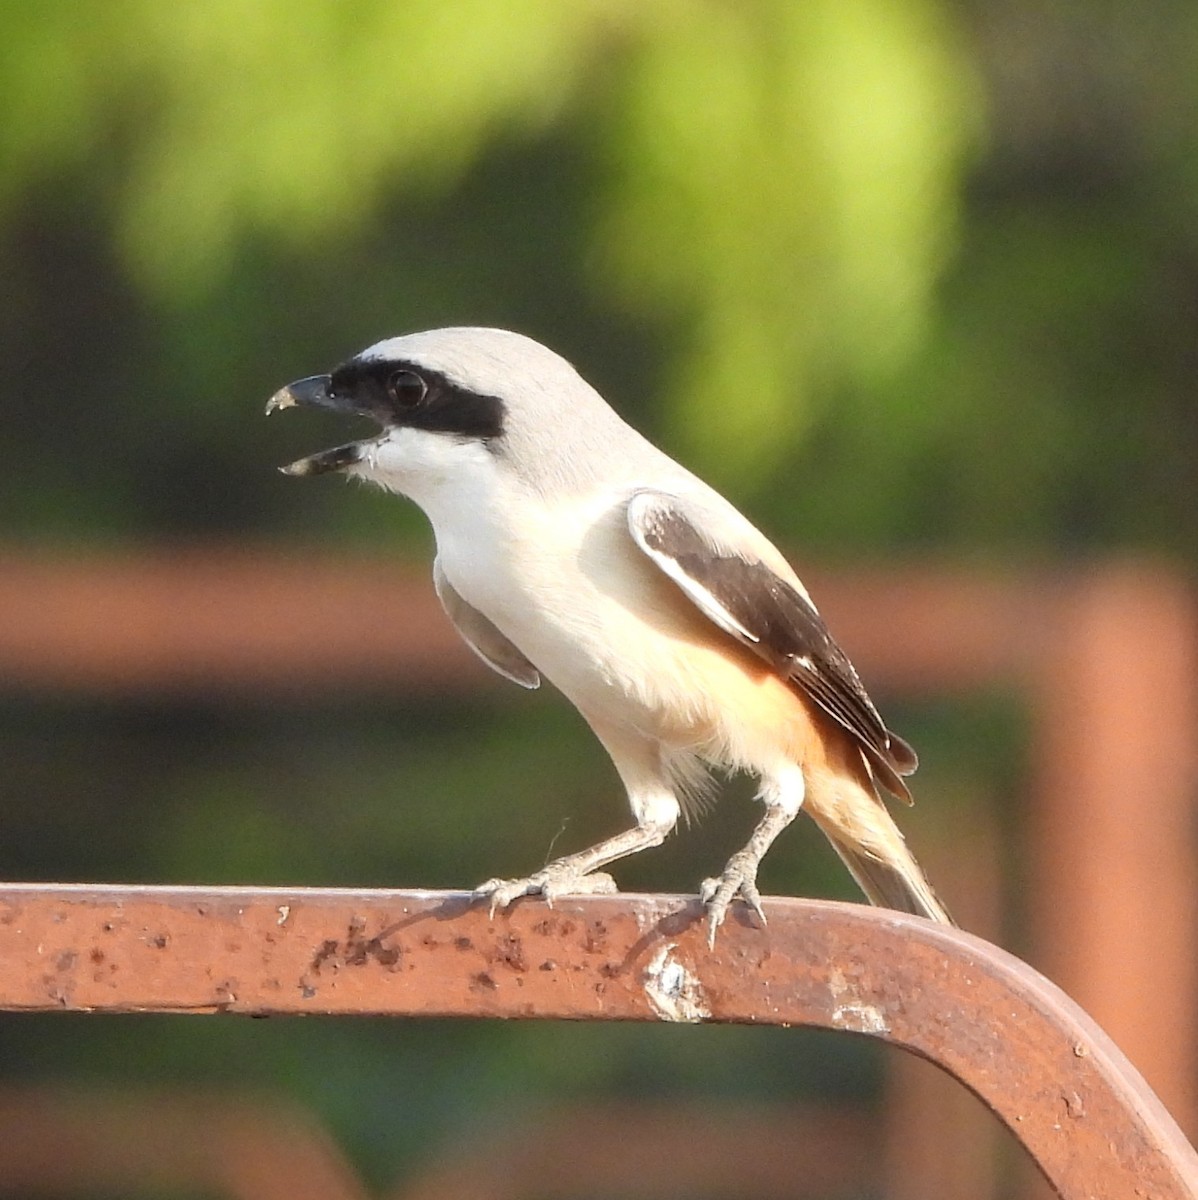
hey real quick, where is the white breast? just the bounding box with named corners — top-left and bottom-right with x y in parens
top-left (360, 428), bottom-right (783, 755)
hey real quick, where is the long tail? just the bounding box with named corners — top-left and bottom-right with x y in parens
top-left (819, 826), bottom-right (955, 925)
top-left (806, 778), bottom-right (956, 927)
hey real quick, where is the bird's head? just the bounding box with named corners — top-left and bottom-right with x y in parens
top-left (267, 326), bottom-right (633, 501)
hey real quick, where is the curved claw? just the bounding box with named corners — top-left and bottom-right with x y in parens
top-left (700, 851), bottom-right (769, 947)
top-left (474, 867), bottom-right (619, 918)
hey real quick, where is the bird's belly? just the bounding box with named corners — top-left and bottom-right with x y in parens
top-left (478, 555), bottom-right (788, 755)
top-left (434, 498), bottom-right (805, 763)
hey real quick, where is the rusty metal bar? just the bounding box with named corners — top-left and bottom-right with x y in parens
top-left (0, 884), bottom-right (1194, 1200)
top-left (2, 550), bottom-right (1196, 1186)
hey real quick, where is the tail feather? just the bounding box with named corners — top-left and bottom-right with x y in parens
top-left (823, 832), bottom-right (956, 926)
top-left (806, 790), bottom-right (956, 927)
top-left (801, 739), bottom-right (954, 926)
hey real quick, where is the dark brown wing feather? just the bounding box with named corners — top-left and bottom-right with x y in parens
top-left (629, 492), bottom-right (916, 800)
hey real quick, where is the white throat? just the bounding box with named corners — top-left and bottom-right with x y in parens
top-left (350, 426), bottom-right (502, 522)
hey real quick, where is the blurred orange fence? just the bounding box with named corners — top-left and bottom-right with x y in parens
top-left (0, 547), bottom-right (1193, 1199)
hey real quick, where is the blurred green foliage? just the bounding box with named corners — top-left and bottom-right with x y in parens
top-left (1, 0), bottom-right (980, 532)
top-left (1, 1), bottom-right (1196, 1194)
top-left (2, 0), bottom-right (1195, 556)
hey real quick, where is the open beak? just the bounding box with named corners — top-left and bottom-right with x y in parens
top-left (266, 374), bottom-right (371, 476)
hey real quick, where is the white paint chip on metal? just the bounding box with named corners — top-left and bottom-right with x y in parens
top-left (643, 943), bottom-right (711, 1023)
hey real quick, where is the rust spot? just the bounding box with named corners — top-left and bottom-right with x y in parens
top-left (308, 921), bottom-right (402, 975)
top-left (454, 936), bottom-right (474, 951)
top-left (151, 933), bottom-right (170, 950)
top-left (309, 939), bottom-right (340, 974)
top-left (371, 941), bottom-right (401, 968)
top-left (351, 937), bottom-right (400, 969)
top-left (583, 921), bottom-right (609, 953)
top-left (42, 977), bottom-right (69, 1005)
top-left (89, 948), bottom-right (105, 965)
top-left (472, 972), bottom-right (498, 991)
top-left (493, 934), bottom-right (528, 973)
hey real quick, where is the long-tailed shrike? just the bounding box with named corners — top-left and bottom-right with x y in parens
top-left (268, 327), bottom-right (951, 942)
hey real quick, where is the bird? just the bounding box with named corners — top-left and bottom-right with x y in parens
top-left (267, 326), bottom-right (952, 943)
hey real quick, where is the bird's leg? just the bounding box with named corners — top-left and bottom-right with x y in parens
top-left (476, 722), bottom-right (681, 915)
top-left (701, 764), bottom-right (805, 946)
top-left (474, 820), bottom-right (672, 914)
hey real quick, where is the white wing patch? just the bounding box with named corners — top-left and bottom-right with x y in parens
top-left (627, 492), bottom-right (760, 645)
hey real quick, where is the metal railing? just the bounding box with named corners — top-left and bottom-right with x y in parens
top-left (0, 883), bottom-right (1194, 1199)
top-left (0, 549), bottom-right (1195, 1196)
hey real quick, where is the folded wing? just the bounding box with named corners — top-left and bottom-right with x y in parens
top-left (627, 490), bottom-right (916, 801)
top-left (433, 559), bottom-right (541, 689)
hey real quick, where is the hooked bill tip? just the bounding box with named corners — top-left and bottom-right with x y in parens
top-left (265, 387), bottom-right (297, 416)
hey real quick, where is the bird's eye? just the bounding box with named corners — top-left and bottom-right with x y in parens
top-left (387, 370), bottom-right (428, 408)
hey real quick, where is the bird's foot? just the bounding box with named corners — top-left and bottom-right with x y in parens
top-left (474, 864), bottom-right (620, 917)
top-left (700, 849), bottom-right (767, 948)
